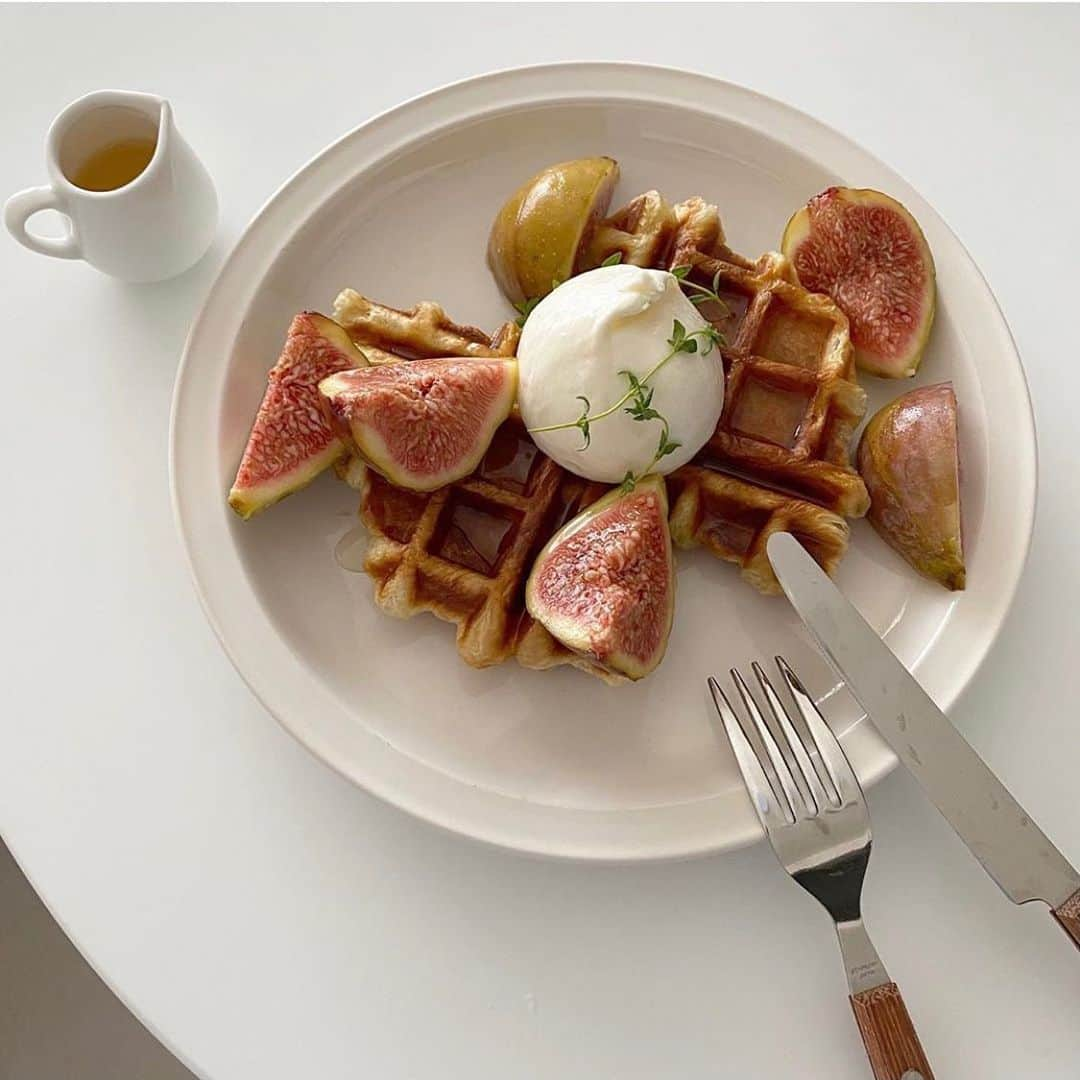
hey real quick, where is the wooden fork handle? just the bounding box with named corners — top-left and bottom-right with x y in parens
top-left (849, 982), bottom-right (934, 1080)
top-left (1052, 886), bottom-right (1080, 950)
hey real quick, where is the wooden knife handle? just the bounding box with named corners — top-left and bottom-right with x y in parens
top-left (1052, 886), bottom-right (1080, 951)
top-left (849, 982), bottom-right (934, 1080)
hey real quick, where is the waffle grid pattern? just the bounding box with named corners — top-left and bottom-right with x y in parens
top-left (587, 192), bottom-right (866, 593)
top-left (330, 293), bottom-right (617, 679)
top-left (333, 185), bottom-right (869, 673)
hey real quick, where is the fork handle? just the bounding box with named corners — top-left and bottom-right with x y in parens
top-left (849, 982), bottom-right (934, 1080)
top-left (1052, 887), bottom-right (1080, 950)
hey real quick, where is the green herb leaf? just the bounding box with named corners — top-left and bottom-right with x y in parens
top-left (656, 432), bottom-right (681, 460)
top-left (575, 396), bottom-right (591, 450)
top-left (619, 470), bottom-right (637, 494)
top-left (626, 399), bottom-right (661, 422)
top-left (513, 296), bottom-right (541, 327)
top-left (671, 265), bottom-right (691, 280)
top-left (701, 326), bottom-right (725, 354)
top-left (601, 252), bottom-right (624, 267)
top-left (673, 268), bottom-right (733, 319)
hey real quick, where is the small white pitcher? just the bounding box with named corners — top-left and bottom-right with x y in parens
top-left (4, 89), bottom-right (218, 283)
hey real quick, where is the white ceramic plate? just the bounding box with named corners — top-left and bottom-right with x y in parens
top-left (171, 64), bottom-right (1035, 861)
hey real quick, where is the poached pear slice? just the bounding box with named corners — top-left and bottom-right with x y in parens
top-left (526, 475), bottom-right (675, 680)
top-left (858, 382), bottom-right (964, 590)
top-left (487, 156), bottom-right (619, 305)
top-left (228, 312), bottom-right (368, 519)
top-left (318, 358), bottom-right (517, 492)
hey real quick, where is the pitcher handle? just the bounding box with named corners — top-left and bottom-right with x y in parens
top-left (4, 185), bottom-right (82, 260)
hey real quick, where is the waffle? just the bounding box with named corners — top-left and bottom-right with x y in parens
top-left (359, 416), bottom-right (620, 680)
top-left (583, 190), bottom-right (679, 271)
top-left (339, 223), bottom-right (867, 671)
top-left (330, 291), bottom-right (617, 679)
top-left (333, 289), bottom-right (519, 365)
top-left (665, 199), bottom-right (869, 518)
top-left (666, 465), bottom-right (849, 595)
top-left (573, 193), bottom-right (869, 590)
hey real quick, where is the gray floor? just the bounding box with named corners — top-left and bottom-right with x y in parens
top-left (0, 840), bottom-right (195, 1080)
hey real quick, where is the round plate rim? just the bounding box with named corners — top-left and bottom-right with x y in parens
top-left (169, 62), bottom-right (1037, 863)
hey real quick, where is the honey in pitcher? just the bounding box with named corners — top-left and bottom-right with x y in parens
top-left (69, 137), bottom-right (157, 192)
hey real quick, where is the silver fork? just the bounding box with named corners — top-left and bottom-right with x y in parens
top-left (709, 657), bottom-right (934, 1080)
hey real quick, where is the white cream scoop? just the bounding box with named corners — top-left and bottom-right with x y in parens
top-left (516, 264), bottom-right (724, 483)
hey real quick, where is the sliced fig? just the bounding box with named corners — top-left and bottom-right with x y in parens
top-left (318, 358), bottom-right (517, 492)
top-left (858, 382), bottom-right (964, 590)
top-left (228, 312), bottom-right (368, 519)
top-left (526, 475), bottom-right (675, 680)
top-left (487, 157), bottom-right (619, 305)
top-left (782, 187), bottom-right (936, 378)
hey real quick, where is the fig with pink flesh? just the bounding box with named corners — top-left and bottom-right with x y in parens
top-left (782, 187), bottom-right (936, 378)
top-left (858, 382), bottom-right (964, 590)
top-left (318, 358), bottom-right (517, 492)
top-left (229, 312), bottom-right (368, 519)
top-left (526, 475), bottom-right (675, 680)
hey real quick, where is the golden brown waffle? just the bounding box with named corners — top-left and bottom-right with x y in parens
top-left (582, 190), bottom-right (679, 271)
top-left (666, 465), bottom-right (849, 595)
top-left (666, 199), bottom-right (869, 518)
top-left (330, 291), bottom-right (617, 679)
top-left (574, 193), bottom-right (868, 591)
top-left (333, 289), bottom-right (519, 365)
top-left (336, 258), bottom-right (860, 676)
top-left (588, 195), bottom-right (868, 515)
top-left (585, 192), bottom-right (758, 276)
top-left (359, 417), bottom-right (618, 681)
top-left (667, 196), bottom-right (764, 276)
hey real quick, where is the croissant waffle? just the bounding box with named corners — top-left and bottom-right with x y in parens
top-left (585, 193), bottom-right (868, 591)
top-left (328, 292), bottom-right (619, 679)
top-left (333, 289), bottom-right (520, 365)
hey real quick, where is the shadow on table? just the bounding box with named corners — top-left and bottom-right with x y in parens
top-left (0, 839), bottom-right (196, 1080)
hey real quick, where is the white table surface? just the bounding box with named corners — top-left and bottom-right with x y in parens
top-left (3, 4), bottom-right (1079, 1078)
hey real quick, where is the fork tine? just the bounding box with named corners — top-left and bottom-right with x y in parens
top-left (775, 655), bottom-right (863, 809)
top-left (730, 668), bottom-right (809, 820)
top-left (752, 661), bottom-right (830, 816)
top-left (708, 677), bottom-right (794, 829)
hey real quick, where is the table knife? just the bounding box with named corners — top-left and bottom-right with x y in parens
top-left (766, 531), bottom-right (1080, 950)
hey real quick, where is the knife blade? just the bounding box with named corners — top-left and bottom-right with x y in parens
top-left (766, 532), bottom-right (1080, 947)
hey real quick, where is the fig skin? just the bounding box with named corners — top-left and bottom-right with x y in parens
top-left (228, 312), bottom-right (368, 520)
top-left (858, 382), bottom-right (964, 590)
top-left (487, 157), bottom-right (619, 305)
top-left (782, 187), bottom-right (936, 379)
top-left (525, 475), bottom-right (675, 680)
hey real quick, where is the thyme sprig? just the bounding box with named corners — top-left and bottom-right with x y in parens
top-left (618, 422), bottom-right (682, 494)
top-left (513, 296), bottom-right (541, 327)
top-left (528, 319), bottom-right (723, 452)
top-left (671, 264), bottom-right (733, 317)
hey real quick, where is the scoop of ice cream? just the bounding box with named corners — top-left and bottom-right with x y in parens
top-left (516, 265), bottom-right (724, 483)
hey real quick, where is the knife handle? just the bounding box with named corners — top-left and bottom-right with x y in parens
top-left (850, 982), bottom-right (934, 1080)
top-left (1052, 887), bottom-right (1080, 951)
